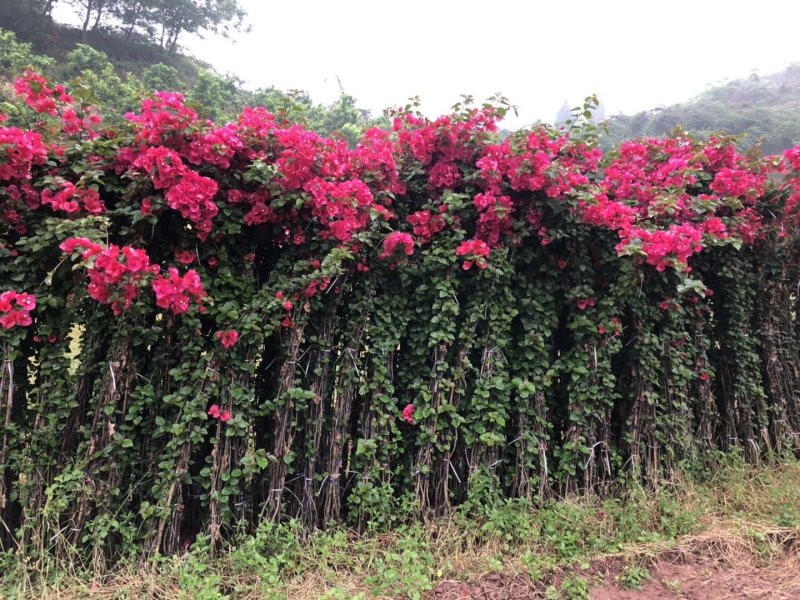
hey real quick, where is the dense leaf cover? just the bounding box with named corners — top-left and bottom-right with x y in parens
top-left (1, 72), bottom-right (799, 560)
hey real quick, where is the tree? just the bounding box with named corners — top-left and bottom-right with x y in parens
top-left (30, 0), bottom-right (59, 17)
top-left (154, 0), bottom-right (247, 54)
top-left (189, 69), bottom-right (245, 121)
top-left (0, 28), bottom-right (54, 73)
top-left (64, 42), bottom-right (113, 77)
top-left (249, 87), bottom-right (316, 125)
top-left (63, 44), bottom-right (140, 118)
top-left (311, 93), bottom-right (374, 147)
top-left (67, 0), bottom-right (118, 37)
top-left (111, 0), bottom-right (161, 40)
top-left (57, 0), bottom-right (247, 50)
top-left (141, 63), bottom-right (182, 92)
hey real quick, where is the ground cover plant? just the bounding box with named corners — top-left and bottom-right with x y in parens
top-left (2, 458), bottom-right (798, 598)
top-left (0, 69), bottom-right (799, 593)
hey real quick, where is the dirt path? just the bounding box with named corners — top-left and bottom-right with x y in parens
top-left (589, 554), bottom-right (800, 599)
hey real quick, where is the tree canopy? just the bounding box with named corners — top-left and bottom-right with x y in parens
top-left (36, 0), bottom-right (247, 52)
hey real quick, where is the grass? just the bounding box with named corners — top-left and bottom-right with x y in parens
top-left (1, 458), bottom-right (798, 599)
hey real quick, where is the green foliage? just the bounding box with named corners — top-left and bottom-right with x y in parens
top-left (1, 32), bottom-right (799, 599)
top-left (228, 520), bottom-right (303, 591)
top-left (177, 535), bottom-right (230, 600)
top-left (479, 498), bottom-right (536, 546)
top-left (364, 526), bottom-right (435, 600)
top-left (0, 21), bottom-right (385, 139)
top-left (189, 69), bottom-right (244, 122)
top-left (141, 62), bottom-right (181, 91)
top-left (559, 575), bottom-right (591, 600)
top-left (63, 43), bottom-right (141, 118)
top-left (64, 43), bottom-right (114, 78)
top-left (0, 28), bottom-right (54, 73)
top-left (617, 564), bottom-right (651, 591)
top-left (1, 461), bottom-right (797, 597)
top-left (605, 67), bottom-right (800, 154)
top-left (310, 92), bottom-right (388, 147)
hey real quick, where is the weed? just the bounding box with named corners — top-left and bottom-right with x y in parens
top-left (2, 460), bottom-right (797, 599)
top-left (177, 535), bottom-right (229, 600)
top-left (321, 588), bottom-right (366, 600)
top-left (617, 564), bottom-right (651, 590)
top-left (480, 498), bottom-right (536, 546)
top-left (520, 551), bottom-right (558, 581)
top-left (560, 575), bottom-right (590, 599)
top-left (776, 504), bottom-right (798, 528)
top-left (364, 525), bottom-right (434, 599)
top-left (544, 584), bottom-right (561, 599)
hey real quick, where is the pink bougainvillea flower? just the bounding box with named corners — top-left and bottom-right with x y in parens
top-left (152, 267), bottom-right (206, 315)
top-left (0, 309), bottom-right (32, 329)
top-left (456, 239), bottom-right (490, 270)
top-left (13, 292), bottom-right (36, 311)
top-left (207, 404), bottom-right (232, 422)
top-left (61, 238), bottom-right (158, 315)
top-left (41, 181), bottom-right (91, 214)
top-left (175, 250), bottom-right (195, 265)
top-left (610, 317), bottom-right (622, 336)
top-left (215, 329), bottom-right (239, 349)
top-left (402, 403), bottom-right (415, 424)
top-left (14, 70), bottom-right (59, 115)
top-left (379, 231), bottom-right (414, 260)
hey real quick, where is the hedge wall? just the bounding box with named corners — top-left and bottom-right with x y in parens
top-left (1, 75), bottom-right (799, 561)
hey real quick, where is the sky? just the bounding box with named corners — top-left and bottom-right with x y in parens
top-left (57, 0), bottom-right (800, 128)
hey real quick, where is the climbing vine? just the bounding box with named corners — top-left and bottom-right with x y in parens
top-left (0, 76), bottom-right (799, 564)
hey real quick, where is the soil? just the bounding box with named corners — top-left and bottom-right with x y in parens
top-left (431, 548), bottom-right (800, 599)
top-left (589, 554), bottom-right (800, 599)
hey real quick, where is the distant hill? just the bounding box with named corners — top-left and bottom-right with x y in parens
top-left (604, 66), bottom-right (800, 154)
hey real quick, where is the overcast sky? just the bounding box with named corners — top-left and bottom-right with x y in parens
top-left (57, 0), bottom-right (800, 127)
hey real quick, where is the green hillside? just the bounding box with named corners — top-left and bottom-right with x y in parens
top-left (0, 0), bottom-right (206, 82)
top-left (605, 66), bottom-right (800, 154)
top-left (0, 0), bottom-right (384, 144)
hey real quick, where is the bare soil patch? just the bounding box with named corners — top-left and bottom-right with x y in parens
top-left (589, 553), bottom-right (800, 599)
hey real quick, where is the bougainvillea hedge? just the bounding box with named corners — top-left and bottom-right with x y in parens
top-left (1, 72), bottom-right (799, 560)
